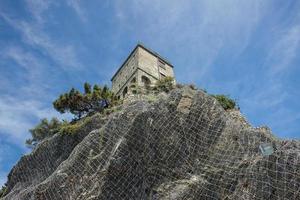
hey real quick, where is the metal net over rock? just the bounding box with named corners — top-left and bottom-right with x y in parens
top-left (2, 87), bottom-right (300, 200)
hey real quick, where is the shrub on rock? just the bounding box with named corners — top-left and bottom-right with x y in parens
top-left (154, 76), bottom-right (175, 93)
top-left (211, 94), bottom-right (237, 110)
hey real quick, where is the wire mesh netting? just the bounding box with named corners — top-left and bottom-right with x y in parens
top-left (2, 88), bottom-right (300, 199)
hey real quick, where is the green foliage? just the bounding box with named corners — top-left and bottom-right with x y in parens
top-left (53, 82), bottom-right (117, 119)
top-left (26, 118), bottom-right (62, 148)
top-left (26, 83), bottom-right (119, 147)
top-left (154, 76), bottom-right (175, 93)
top-left (59, 114), bottom-right (95, 135)
top-left (130, 83), bottom-right (142, 95)
top-left (146, 94), bottom-right (158, 103)
top-left (211, 94), bottom-right (237, 110)
top-left (84, 82), bottom-right (92, 94)
top-left (0, 184), bottom-right (7, 198)
top-left (59, 122), bottom-right (80, 135)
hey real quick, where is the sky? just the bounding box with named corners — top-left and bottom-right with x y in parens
top-left (0, 0), bottom-right (299, 186)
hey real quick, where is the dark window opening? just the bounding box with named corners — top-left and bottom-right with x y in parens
top-left (160, 73), bottom-right (166, 79)
top-left (131, 77), bottom-right (137, 83)
top-left (122, 87), bottom-right (128, 98)
top-left (158, 59), bottom-right (166, 69)
top-left (141, 76), bottom-right (151, 88)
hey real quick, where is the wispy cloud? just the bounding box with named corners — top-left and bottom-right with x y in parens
top-left (0, 46), bottom-right (73, 146)
top-left (249, 14), bottom-right (300, 108)
top-left (0, 46), bottom-right (71, 147)
top-left (0, 162), bottom-right (7, 186)
top-left (0, 145), bottom-right (7, 186)
top-left (67, 0), bottom-right (87, 22)
top-left (4, 46), bottom-right (42, 78)
top-left (0, 96), bottom-right (58, 145)
top-left (25, 0), bottom-right (52, 23)
top-left (1, 0), bottom-right (82, 71)
top-left (1, 14), bottom-right (81, 70)
top-left (266, 25), bottom-right (300, 75)
top-left (1, 46), bottom-right (51, 99)
top-left (114, 0), bottom-right (268, 81)
top-left (0, 0), bottom-right (80, 148)
top-left (0, 141), bottom-right (25, 186)
top-left (0, 173), bottom-right (6, 187)
top-left (238, 10), bottom-right (300, 136)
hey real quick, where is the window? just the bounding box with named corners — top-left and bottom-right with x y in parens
top-left (131, 77), bottom-right (136, 83)
top-left (123, 87), bottom-right (128, 98)
top-left (158, 59), bottom-right (166, 69)
top-left (141, 76), bottom-right (151, 88)
top-left (160, 73), bottom-right (166, 79)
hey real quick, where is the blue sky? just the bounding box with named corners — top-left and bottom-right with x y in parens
top-left (0, 0), bottom-right (300, 186)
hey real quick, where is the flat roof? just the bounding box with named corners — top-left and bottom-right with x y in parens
top-left (111, 43), bottom-right (173, 81)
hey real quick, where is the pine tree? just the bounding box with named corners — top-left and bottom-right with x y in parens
top-left (52, 83), bottom-right (117, 119)
top-left (84, 82), bottom-right (92, 94)
top-left (26, 118), bottom-right (62, 148)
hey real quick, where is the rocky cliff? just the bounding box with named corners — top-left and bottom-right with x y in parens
top-left (2, 87), bottom-right (300, 200)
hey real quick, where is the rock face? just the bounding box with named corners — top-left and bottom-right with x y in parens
top-left (2, 87), bottom-right (300, 200)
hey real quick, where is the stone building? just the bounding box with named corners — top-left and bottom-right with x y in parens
top-left (111, 43), bottom-right (176, 99)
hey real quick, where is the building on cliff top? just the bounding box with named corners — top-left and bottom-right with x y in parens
top-left (111, 43), bottom-right (176, 99)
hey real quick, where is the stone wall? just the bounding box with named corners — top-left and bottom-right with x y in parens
top-left (136, 69), bottom-right (158, 87)
top-left (111, 49), bottom-right (138, 95)
top-left (138, 47), bottom-right (160, 79)
top-left (112, 45), bottom-right (175, 98)
top-left (138, 47), bottom-right (174, 81)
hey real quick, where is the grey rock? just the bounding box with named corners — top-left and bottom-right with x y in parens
top-left (2, 86), bottom-right (299, 200)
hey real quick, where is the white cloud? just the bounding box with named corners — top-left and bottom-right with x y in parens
top-left (21, 23), bottom-right (81, 70)
top-left (247, 14), bottom-right (300, 109)
top-left (4, 46), bottom-right (41, 78)
top-left (26, 0), bottom-right (88, 27)
top-left (25, 0), bottom-right (52, 23)
top-left (0, 96), bottom-right (58, 146)
top-left (0, 7), bottom-right (82, 70)
top-left (1, 46), bottom-right (53, 99)
top-left (266, 25), bottom-right (300, 75)
top-left (0, 143), bottom-right (15, 186)
top-left (0, 171), bottom-right (6, 187)
top-left (0, 46), bottom-right (71, 146)
top-left (238, 11), bottom-right (300, 133)
top-left (114, 0), bottom-right (268, 81)
top-left (67, 0), bottom-right (87, 22)
top-left (0, 0), bottom-right (81, 148)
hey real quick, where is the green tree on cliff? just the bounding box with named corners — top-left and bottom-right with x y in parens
top-left (0, 184), bottom-right (7, 198)
top-left (53, 82), bottom-right (117, 119)
top-left (25, 118), bottom-right (62, 148)
top-left (84, 82), bottom-right (92, 94)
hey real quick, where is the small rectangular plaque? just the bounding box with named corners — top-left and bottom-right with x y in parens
top-left (259, 143), bottom-right (274, 156)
